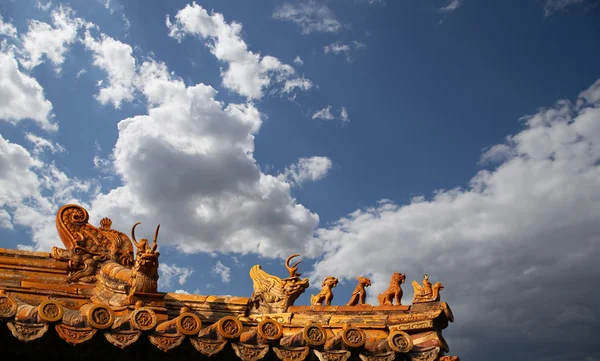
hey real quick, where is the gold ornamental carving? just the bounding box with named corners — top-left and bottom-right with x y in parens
top-left (85, 304), bottom-right (114, 329)
top-left (358, 351), bottom-right (396, 361)
top-left (0, 294), bottom-right (18, 318)
top-left (130, 307), bottom-right (157, 331)
top-left (249, 254), bottom-right (309, 314)
top-left (7, 321), bottom-right (48, 342)
top-left (407, 346), bottom-right (440, 361)
top-left (104, 330), bottom-right (141, 349)
top-left (273, 346), bottom-right (311, 361)
top-left (388, 330), bottom-right (413, 353)
top-left (55, 324), bottom-right (97, 345)
top-left (148, 333), bottom-right (185, 352)
top-left (346, 276), bottom-right (371, 306)
top-left (377, 272), bottom-right (405, 306)
top-left (190, 338), bottom-right (228, 356)
top-left (341, 326), bottom-right (366, 348)
top-left (439, 356), bottom-right (461, 361)
top-left (232, 343), bottom-right (270, 361)
top-left (257, 318), bottom-right (283, 341)
top-left (38, 300), bottom-right (64, 323)
top-left (314, 350), bottom-right (351, 361)
top-left (311, 276), bottom-right (338, 306)
top-left (411, 275), bottom-right (444, 304)
top-left (176, 312), bottom-right (202, 336)
top-left (217, 316), bottom-right (243, 339)
top-left (303, 323), bottom-right (327, 347)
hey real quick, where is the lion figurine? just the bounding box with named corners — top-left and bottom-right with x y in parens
top-left (377, 272), bottom-right (406, 306)
top-left (346, 276), bottom-right (371, 306)
top-left (310, 276), bottom-right (338, 306)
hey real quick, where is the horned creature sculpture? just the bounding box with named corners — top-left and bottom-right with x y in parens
top-left (127, 222), bottom-right (161, 304)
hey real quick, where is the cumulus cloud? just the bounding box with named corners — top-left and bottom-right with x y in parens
top-left (0, 15), bottom-right (17, 37)
top-left (309, 79), bottom-right (600, 361)
top-left (158, 263), bottom-right (194, 289)
top-left (0, 47), bottom-right (55, 131)
top-left (278, 156), bottom-right (333, 187)
top-left (83, 29), bottom-right (137, 108)
top-left (293, 56), bottom-right (304, 65)
top-left (88, 54), bottom-right (321, 258)
top-left (273, 1), bottom-right (342, 35)
top-left (18, 6), bottom-right (86, 72)
top-left (166, 2), bottom-right (312, 99)
top-left (25, 133), bottom-right (65, 156)
top-left (0, 134), bottom-right (95, 248)
top-left (211, 261), bottom-right (231, 284)
top-left (543, 0), bottom-right (586, 16)
top-left (340, 107), bottom-right (349, 123)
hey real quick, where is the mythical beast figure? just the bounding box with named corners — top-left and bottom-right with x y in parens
top-left (51, 204), bottom-right (134, 283)
top-left (412, 274), bottom-right (444, 303)
top-left (249, 254), bottom-right (309, 314)
top-left (310, 276), bottom-right (338, 306)
top-left (346, 276), bottom-right (371, 306)
top-left (377, 272), bottom-right (406, 306)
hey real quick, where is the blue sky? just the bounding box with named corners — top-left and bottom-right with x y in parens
top-left (1, 1), bottom-right (600, 360)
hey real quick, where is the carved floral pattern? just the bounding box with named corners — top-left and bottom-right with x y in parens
top-left (273, 346), bottom-right (311, 361)
top-left (232, 343), bottom-right (269, 361)
top-left (7, 321), bottom-right (49, 342)
top-left (55, 324), bottom-right (97, 345)
top-left (190, 338), bottom-right (228, 356)
top-left (314, 350), bottom-right (351, 361)
top-left (149, 333), bottom-right (185, 351)
top-left (104, 330), bottom-right (141, 349)
top-left (358, 351), bottom-right (396, 361)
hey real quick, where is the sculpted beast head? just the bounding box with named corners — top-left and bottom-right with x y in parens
top-left (432, 281), bottom-right (444, 290)
top-left (392, 272), bottom-right (406, 284)
top-left (357, 276), bottom-right (371, 287)
top-left (322, 276), bottom-right (339, 288)
top-left (131, 222), bottom-right (160, 276)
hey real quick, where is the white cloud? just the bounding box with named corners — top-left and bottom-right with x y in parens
top-left (278, 156), bottom-right (332, 187)
top-left (273, 1), bottom-right (342, 35)
top-left (75, 68), bottom-right (87, 79)
top-left (0, 47), bottom-right (56, 131)
top-left (211, 261), bottom-right (231, 284)
top-left (340, 107), bottom-right (349, 123)
top-left (158, 263), bottom-right (194, 289)
top-left (293, 56), bottom-right (304, 65)
top-left (0, 15), bottom-right (17, 38)
top-left (0, 134), bottom-right (95, 247)
top-left (439, 0), bottom-right (463, 12)
top-left (25, 133), bottom-right (65, 156)
top-left (282, 77), bottom-right (313, 94)
top-left (83, 30), bottom-right (137, 108)
top-left (309, 79), bottom-right (600, 360)
top-left (167, 2), bottom-right (312, 99)
top-left (88, 54), bottom-right (321, 258)
top-left (543, 0), bottom-right (586, 16)
top-left (312, 105), bottom-right (335, 120)
top-left (19, 6), bottom-right (85, 72)
top-left (323, 41), bottom-right (366, 62)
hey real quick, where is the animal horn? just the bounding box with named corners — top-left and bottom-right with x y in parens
top-left (285, 254), bottom-right (302, 277)
top-left (152, 224), bottom-right (160, 251)
top-left (131, 222), bottom-right (142, 249)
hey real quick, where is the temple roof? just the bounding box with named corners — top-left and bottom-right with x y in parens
top-left (0, 204), bottom-right (461, 361)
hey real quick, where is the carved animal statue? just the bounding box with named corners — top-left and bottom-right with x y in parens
top-left (377, 272), bottom-right (406, 306)
top-left (310, 276), bottom-right (338, 306)
top-left (346, 276), bottom-right (371, 306)
top-left (127, 223), bottom-right (161, 303)
top-left (249, 254), bottom-right (309, 314)
top-left (412, 274), bottom-right (444, 303)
